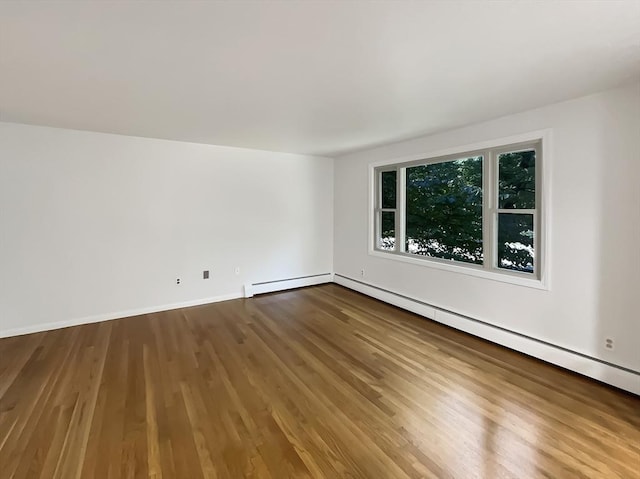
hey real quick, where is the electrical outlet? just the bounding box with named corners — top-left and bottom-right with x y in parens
top-left (203, 270), bottom-right (209, 279)
top-left (235, 267), bottom-right (240, 275)
top-left (176, 278), bottom-right (181, 285)
top-left (360, 269), bottom-right (365, 277)
top-left (604, 337), bottom-right (614, 351)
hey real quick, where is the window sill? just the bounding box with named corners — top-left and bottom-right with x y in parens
top-left (368, 249), bottom-right (549, 290)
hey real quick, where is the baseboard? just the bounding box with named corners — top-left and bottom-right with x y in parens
top-left (334, 274), bottom-right (640, 395)
top-left (244, 273), bottom-right (334, 297)
top-left (0, 292), bottom-right (243, 339)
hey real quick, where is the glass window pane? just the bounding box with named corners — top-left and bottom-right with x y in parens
top-left (381, 170), bottom-right (397, 209)
top-left (405, 157), bottom-right (483, 264)
top-left (379, 211), bottom-right (395, 250)
top-left (498, 213), bottom-right (534, 273)
top-left (498, 150), bottom-right (536, 209)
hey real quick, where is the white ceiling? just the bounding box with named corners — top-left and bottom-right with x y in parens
top-left (1, 1), bottom-right (639, 157)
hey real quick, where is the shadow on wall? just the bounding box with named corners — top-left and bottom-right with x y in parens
top-left (594, 84), bottom-right (640, 385)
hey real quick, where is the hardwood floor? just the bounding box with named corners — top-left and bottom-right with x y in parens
top-left (1, 284), bottom-right (638, 478)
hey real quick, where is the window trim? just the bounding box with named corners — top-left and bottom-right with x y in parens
top-left (368, 130), bottom-right (551, 290)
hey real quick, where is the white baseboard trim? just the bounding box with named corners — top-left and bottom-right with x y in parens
top-left (0, 292), bottom-right (243, 339)
top-left (334, 274), bottom-right (640, 395)
top-left (244, 273), bottom-right (334, 298)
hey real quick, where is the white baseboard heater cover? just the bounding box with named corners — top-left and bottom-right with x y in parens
top-left (244, 273), bottom-right (334, 298)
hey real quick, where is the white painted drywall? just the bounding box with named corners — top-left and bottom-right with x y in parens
top-left (334, 82), bottom-right (640, 374)
top-left (0, 123), bottom-right (333, 336)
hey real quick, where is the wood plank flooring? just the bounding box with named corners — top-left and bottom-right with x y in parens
top-left (1, 284), bottom-right (639, 478)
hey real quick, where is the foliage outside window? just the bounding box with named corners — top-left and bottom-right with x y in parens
top-left (406, 157), bottom-right (483, 264)
top-left (374, 141), bottom-right (541, 278)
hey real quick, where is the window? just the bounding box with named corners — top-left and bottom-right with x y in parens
top-left (405, 156), bottom-right (483, 264)
top-left (373, 139), bottom-right (543, 282)
top-left (497, 150), bottom-right (536, 273)
top-left (378, 170), bottom-right (397, 251)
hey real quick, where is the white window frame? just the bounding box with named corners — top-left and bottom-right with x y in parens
top-left (368, 130), bottom-right (551, 290)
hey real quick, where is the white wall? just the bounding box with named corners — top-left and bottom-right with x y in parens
top-left (0, 123), bottom-right (333, 336)
top-left (334, 82), bottom-right (640, 375)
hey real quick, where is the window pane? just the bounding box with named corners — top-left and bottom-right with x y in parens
top-left (381, 170), bottom-right (397, 209)
top-left (498, 213), bottom-right (534, 273)
top-left (405, 157), bottom-right (483, 264)
top-left (379, 211), bottom-right (395, 250)
top-left (498, 150), bottom-right (535, 209)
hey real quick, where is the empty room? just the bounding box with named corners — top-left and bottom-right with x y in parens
top-left (1, 1), bottom-right (639, 478)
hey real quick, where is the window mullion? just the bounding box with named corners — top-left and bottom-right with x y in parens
top-left (491, 149), bottom-right (499, 271)
top-left (376, 170), bottom-right (381, 250)
top-left (483, 150), bottom-right (495, 271)
top-left (398, 167), bottom-right (406, 253)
